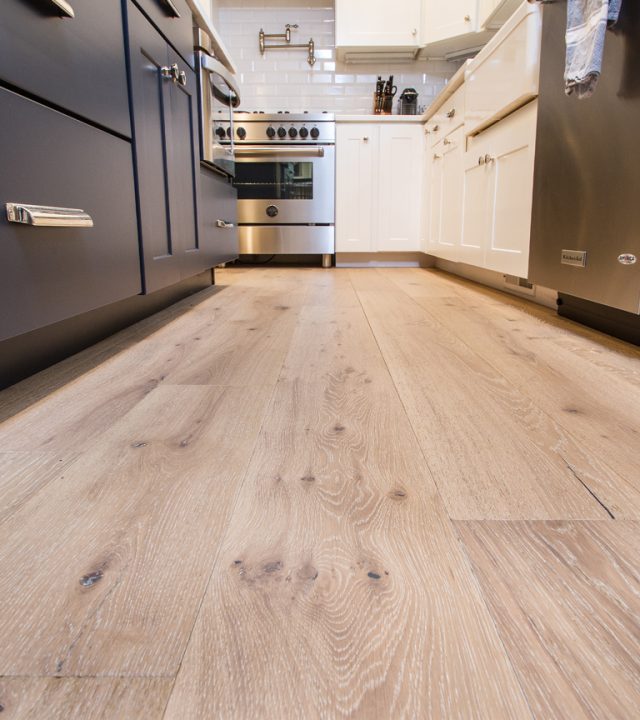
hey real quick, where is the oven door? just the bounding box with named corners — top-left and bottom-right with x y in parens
top-left (234, 145), bottom-right (335, 225)
top-left (199, 53), bottom-right (240, 177)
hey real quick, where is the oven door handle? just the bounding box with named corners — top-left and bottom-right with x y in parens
top-left (235, 147), bottom-right (325, 158)
top-left (201, 54), bottom-right (241, 108)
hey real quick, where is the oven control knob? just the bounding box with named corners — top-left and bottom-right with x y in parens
top-left (226, 126), bottom-right (232, 138)
top-left (215, 126), bottom-right (226, 139)
top-left (288, 127), bottom-right (298, 138)
top-left (266, 205), bottom-right (279, 218)
top-left (266, 126), bottom-right (276, 138)
top-left (277, 127), bottom-right (287, 138)
top-left (310, 127), bottom-right (320, 139)
top-left (236, 127), bottom-right (246, 139)
top-left (299, 127), bottom-right (309, 138)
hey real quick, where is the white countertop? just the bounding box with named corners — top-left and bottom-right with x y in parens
top-left (336, 114), bottom-right (424, 123)
top-left (186, 0), bottom-right (237, 74)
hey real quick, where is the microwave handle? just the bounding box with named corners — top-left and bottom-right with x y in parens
top-left (201, 55), bottom-right (241, 108)
top-left (159, 0), bottom-right (181, 17)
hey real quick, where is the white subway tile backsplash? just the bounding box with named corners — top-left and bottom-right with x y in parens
top-left (217, 0), bottom-right (458, 114)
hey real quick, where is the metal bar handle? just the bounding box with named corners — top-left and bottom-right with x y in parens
top-left (216, 220), bottom-right (235, 229)
top-left (201, 55), bottom-right (241, 107)
top-left (235, 147), bottom-right (325, 158)
top-left (160, 0), bottom-right (181, 18)
top-left (49, 0), bottom-right (75, 17)
top-left (6, 203), bottom-right (94, 228)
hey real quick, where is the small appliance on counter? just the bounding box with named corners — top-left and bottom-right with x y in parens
top-left (397, 88), bottom-right (419, 115)
top-left (373, 76), bottom-right (397, 115)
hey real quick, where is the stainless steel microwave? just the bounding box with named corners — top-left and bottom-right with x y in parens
top-left (194, 30), bottom-right (240, 178)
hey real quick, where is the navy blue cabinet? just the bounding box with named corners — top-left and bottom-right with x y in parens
top-left (0, 88), bottom-right (140, 342)
top-left (0, 0), bottom-right (131, 138)
top-left (126, 1), bottom-right (202, 293)
top-left (132, 0), bottom-right (195, 69)
top-left (198, 167), bottom-right (239, 269)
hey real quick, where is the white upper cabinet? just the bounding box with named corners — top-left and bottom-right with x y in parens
top-left (422, 0), bottom-right (479, 46)
top-left (478, 0), bottom-right (523, 30)
top-left (335, 0), bottom-right (422, 51)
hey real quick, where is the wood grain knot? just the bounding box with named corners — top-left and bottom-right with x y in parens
top-left (131, 441), bottom-right (148, 448)
top-left (563, 407), bottom-right (580, 414)
top-left (300, 475), bottom-right (316, 484)
top-left (275, 305), bottom-right (290, 311)
top-left (263, 561), bottom-right (283, 574)
top-left (389, 489), bottom-right (407, 500)
top-left (80, 570), bottom-right (104, 588)
top-left (367, 572), bottom-right (381, 580)
top-left (333, 425), bottom-right (345, 433)
top-left (297, 564), bottom-right (319, 581)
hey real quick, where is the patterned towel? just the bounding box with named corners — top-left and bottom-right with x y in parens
top-left (529, 0), bottom-right (623, 97)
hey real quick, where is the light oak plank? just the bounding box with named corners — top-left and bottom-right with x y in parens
top-left (0, 678), bottom-right (171, 720)
top-left (165, 302), bottom-right (531, 720)
top-left (456, 520), bottom-right (640, 720)
top-left (0, 452), bottom-right (77, 524)
top-left (414, 293), bottom-right (640, 517)
top-left (353, 276), bottom-right (607, 519)
top-left (0, 384), bottom-right (272, 676)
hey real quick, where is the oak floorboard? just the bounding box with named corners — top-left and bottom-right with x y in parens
top-left (456, 520), bottom-right (640, 720)
top-left (0, 678), bottom-right (171, 720)
top-left (353, 277), bottom-right (607, 520)
top-left (0, 384), bottom-right (272, 676)
top-left (164, 299), bottom-right (531, 720)
top-left (0, 452), bottom-right (77, 525)
top-left (413, 294), bottom-right (640, 517)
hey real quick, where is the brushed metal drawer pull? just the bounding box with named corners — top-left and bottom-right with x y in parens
top-left (160, 0), bottom-right (181, 18)
top-left (6, 203), bottom-right (94, 228)
top-left (216, 219), bottom-right (234, 229)
top-left (446, 108), bottom-right (456, 119)
top-left (49, 0), bottom-right (75, 18)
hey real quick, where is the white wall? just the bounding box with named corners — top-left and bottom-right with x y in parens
top-left (216, 0), bottom-right (459, 114)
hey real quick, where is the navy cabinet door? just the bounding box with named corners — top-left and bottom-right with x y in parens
top-left (127, 2), bottom-right (201, 293)
top-left (199, 167), bottom-right (239, 269)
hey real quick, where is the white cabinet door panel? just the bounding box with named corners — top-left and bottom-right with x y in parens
top-left (377, 124), bottom-right (423, 252)
top-left (336, 0), bottom-right (421, 47)
top-left (438, 127), bottom-right (464, 261)
top-left (336, 124), bottom-right (377, 253)
top-left (423, 0), bottom-right (478, 45)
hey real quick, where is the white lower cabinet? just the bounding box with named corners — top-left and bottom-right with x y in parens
top-left (430, 126), bottom-right (465, 261)
top-left (461, 100), bottom-right (538, 276)
top-left (335, 124), bottom-right (376, 253)
top-left (336, 122), bottom-right (423, 253)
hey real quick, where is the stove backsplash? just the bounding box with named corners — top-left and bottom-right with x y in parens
top-left (215, 0), bottom-right (460, 115)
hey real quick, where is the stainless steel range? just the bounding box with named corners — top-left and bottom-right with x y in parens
top-left (215, 111), bottom-right (335, 264)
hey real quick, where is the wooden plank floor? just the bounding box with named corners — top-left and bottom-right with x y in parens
top-left (0, 267), bottom-right (638, 719)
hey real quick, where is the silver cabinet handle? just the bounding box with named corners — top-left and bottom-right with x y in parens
top-left (6, 203), bottom-right (93, 228)
top-left (446, 108), bottom-right (456, 119)
top-left (160, 64), bottom-right (176, 80)
top-left (160, 0), bottom-right (181, 18)
top-left (443, 137), bottom-right (453, 145)
top-left (478, 155), bottom-right (485, 165)
top-left (178, 70), bottom-right (187, 87)
top-left (49, 0), bottom-right (75, 18)
top-left (484, 154), bottom-right (495, 164)
top-left (433, 153), bottom-right (442, 160)
top-left (363, 136), bottom-right (369, 142)
top-left (216, 220), bottom-right (235, 229)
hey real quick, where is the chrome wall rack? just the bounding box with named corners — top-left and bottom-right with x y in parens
top-left (259, 24), bottom-right (316, 66)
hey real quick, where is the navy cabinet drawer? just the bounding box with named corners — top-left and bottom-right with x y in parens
top-left (198, 167), bottom-right (238, 270)
top-left (0, 88), bottom-right (141, 341)
top-left (0, 0), bottom-right (130, 138)
top-left (132, 0), bottom-right (194, 68)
